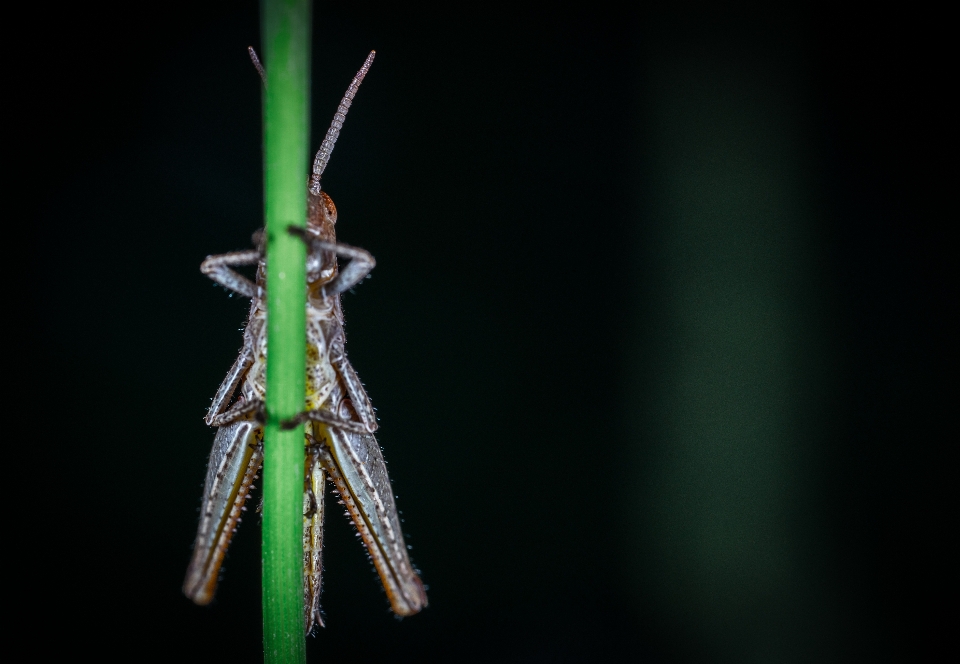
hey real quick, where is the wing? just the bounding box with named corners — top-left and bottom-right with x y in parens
top-left (184, 419), bottom-right (263, 604)
top-left (314, 422), bottom-right (427, 616)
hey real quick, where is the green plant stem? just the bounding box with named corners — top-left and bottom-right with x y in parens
top-left (261, 0), bottom-right (311, 662)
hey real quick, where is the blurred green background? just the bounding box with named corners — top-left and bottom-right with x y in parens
top-left (18, 2), bottom-right (945, 662)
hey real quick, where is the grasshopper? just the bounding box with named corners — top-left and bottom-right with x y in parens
top-left (183, 51), bottom-right (427, 632)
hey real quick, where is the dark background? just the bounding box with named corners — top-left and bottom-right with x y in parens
top-left (17, 2), bottom-right (946, 662)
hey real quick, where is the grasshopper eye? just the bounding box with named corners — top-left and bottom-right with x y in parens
top-left (319, 191), bottom-right (337, 225)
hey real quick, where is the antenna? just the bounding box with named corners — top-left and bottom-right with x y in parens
top-left (248, 47), bottom-right (266, 86)
top-left (309, 51), bottom-right (376, 195)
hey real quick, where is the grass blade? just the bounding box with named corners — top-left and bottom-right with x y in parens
top-left (261, 0), bottom-right (311, 661)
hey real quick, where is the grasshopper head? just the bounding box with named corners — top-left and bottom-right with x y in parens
top-left (306, 190), bottom-right (338, 286)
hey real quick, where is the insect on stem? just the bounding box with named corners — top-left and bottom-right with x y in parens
top-left (184, 48), bottom-right (426, 634)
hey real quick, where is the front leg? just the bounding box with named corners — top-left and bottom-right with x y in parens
top-left (200, 249), bottom-right (262, 299)
top-left (287, 227), bottom-right (375, 295)
top-left (319, 241), bottom-right (376, 295)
